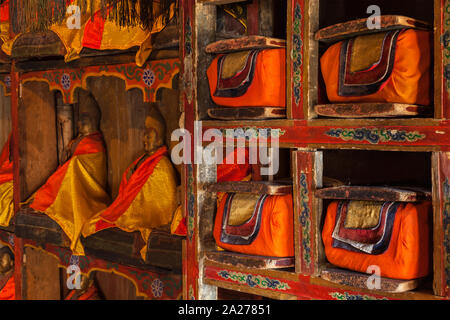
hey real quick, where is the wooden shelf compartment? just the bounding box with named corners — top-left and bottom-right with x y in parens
top-left (198, 0), bottom-right (248, 5)
top-left (206, 36), bottom-right (286, 54)
top-left (205, 251), bottom-right (295, 269)
top-left (315, 15), bottom-right (431, 43)
top-left (315, 186), bottom-right (432, 202)
top-left (320, 266), bottom-right (425, 294)
top-left (208, 107), bottom-right (286, 120)
top-left (203, 181), bottom-right (293, 195)
top-left (314, 103), bottom-right (432, 119)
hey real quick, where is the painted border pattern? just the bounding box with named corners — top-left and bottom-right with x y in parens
top-left (325, 128), bottom-right (426, 144)
top-left (19, 59), bottom-right (180, 104)
top-left (217, 270), bottom-right (291, 291)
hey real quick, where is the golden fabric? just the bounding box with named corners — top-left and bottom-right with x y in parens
top-left (221, 51), bottom-right (252, 79)
top-left (84, 150), bottom-right (178, 260)
top-left (49, 1), bottom-right (175, 66)
top-left (228, 193), bottom-right (261, 226)
top-left (349, 32), bottom-right (386, 73)
top-left (0, 181), bottom-right (13, 228)
top-left (344, 201), bottom-right (383, 229)
top-left (112, 157), bottom-right (177, 258)
top-left (44, 152), bottom-right (109, 255)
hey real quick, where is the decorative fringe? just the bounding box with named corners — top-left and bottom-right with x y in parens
top-left (10, 0), bottom-right (176, 33)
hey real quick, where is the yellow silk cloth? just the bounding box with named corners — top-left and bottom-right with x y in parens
top-left (320, 29), bottom-right (431, 105)
top-left (47, 1), bottom-right (175, 66)
top-left (30, 133), bottom-right (110, 256)
top-left (0, 181), bottom-right (13, 228)
top-left (84, 152), bottom-right (178, 260)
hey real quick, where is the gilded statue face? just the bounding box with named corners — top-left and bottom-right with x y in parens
top-left (0, 252), bottom-right (13, 274)
top-left (143, 128), bottom-right (163, 154)
top-left (78, 113), bottom-right (97, 136)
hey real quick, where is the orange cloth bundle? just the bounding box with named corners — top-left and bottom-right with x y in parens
top-left (322, 200), bottom-right (431, 280)
top-left (0, 274), bottom-right (15, 300)
top-left (213, 193), bottom-right (293, 257)
top-left (207, 49), bottom-right (286, 107)
top-left (320, 29), bottom-right (431, 105)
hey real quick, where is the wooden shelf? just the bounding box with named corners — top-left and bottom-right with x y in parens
top-left (198, 0), bottom-right (247, 5)
top-left (315, 103), bottom-right (432, 119)
top-left (315, 15), bottom-right (431, 43)
top-left (203, 181), bottom-right (293, 195)
top-left (208, 107), bottom-right (286, 120)
top-left (321, 267), bottom-right (424, 294)
top-left (315, 186), bottom-right (431, 202)
top-left (205, 251), bottom-right (294, 269)
top-left (206, 36), bottom-right (286, 54)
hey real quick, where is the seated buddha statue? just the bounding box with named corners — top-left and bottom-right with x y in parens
top-left (0, 133), bottom-right (13, 228)
top-left (84, 114), bottom-right (178, 259)
top-left (29, 90), bottom-right (110, 256)
top-left (0, 246), bottom-right (15, 300)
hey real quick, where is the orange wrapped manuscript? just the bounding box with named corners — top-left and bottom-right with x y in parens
top-left (213, 193), bottom-right (294, 257)
top-left (322, 200), bottom-right (431, 280)
top-left (207, 49), bottom-right (286, 108)
top-left (320, 29), bottom-right (431, 105)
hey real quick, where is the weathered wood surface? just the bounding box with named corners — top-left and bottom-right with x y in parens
top-left (11, 31), bottom-right (67, 60)
top-left (204, 181), bottom-right (293, 195)
top-left (205, 36), bottom-right (286, 53)
top-left (198, 0), bottom-right (247, 5)
top-left (315, 103), bottom-right (432, 118)
top-left (321, 267), bottom-right (423, 293)
top-left (19, 81), bottom-right (58, 201)
top-left (315, 15), bottom-right (431, 43)
top-left (315, 186), bottom-right (432, 202)
top-left (208, 107), bottom-right (286, 120)
top-left (14, 208), bottom-right (70, 248)
top-left (205, 251), bottom-right (295, 269)
top-left (23, 246), bottom-right (61, 300)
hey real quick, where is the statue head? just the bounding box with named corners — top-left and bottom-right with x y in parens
top-left (144, 115), bottom-right (165, 154)
top-left (77, 90), bottom-right (101, 136)
top-left (0, 247), bottom-right (13, 274)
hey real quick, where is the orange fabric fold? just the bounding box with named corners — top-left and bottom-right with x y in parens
top-left (0, 275), bottom-right (15, 300)
top-left (217, 148), bottom-right (252, 183)
top-left (30, 132), bottom-right (105, 213)
top-left (320, 29), bottom-right (431, 105)
top-left (93, 146), bottom-right (168, 232)
top-left (207, 49), bottom-right (286, 108)
top-left (322, 201), bottom-right (431, 280)
top-left (0, 133), bottom-right (12, 185)
top-left (213, 194), bottom-right (294, 257)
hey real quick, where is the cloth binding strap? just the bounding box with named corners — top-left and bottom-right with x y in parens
top-left (331, 200), bottom-right (400, 255)
top-left (214, 50), bottom-right (260, 98)
top-left (338, 30), bottom-right (402, 97)
top-left (220, 193), bottom-right (268, 245)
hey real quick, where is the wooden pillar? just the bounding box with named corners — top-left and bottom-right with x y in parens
top-left (432, 151), bottom-right (450, 297)
top-left (292, 149), bottom-right (323, 276)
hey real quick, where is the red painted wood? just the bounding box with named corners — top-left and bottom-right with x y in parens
top-left (181, 0), bottom-right (199, 300)
top-left (246, 0), bottom-right (259, 36)
top-left (294, 151), bottom-right (318, 276)
top-left (289, 0), bottom-right (305, 119)
top-left (435, 152), bottom-right (450, 297)
top-left (202, 120), bottom-right (450, 150)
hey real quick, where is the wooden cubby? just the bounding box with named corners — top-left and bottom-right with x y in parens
top-left (183, 0), bottom-right (450, 300)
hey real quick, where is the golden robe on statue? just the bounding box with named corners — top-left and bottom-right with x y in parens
top-left (84, 146), bottom-right (177, 259)
top-left (29, 132), bottom-right (110, 255)
top-left (0, 134), bottom-right (14, 228)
